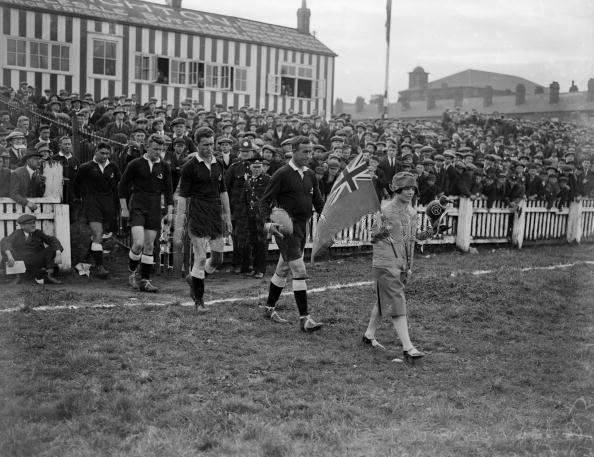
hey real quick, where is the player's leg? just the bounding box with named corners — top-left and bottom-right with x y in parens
top-left (205, 237), bottom-right (225, 276)
top-left (127, 224), bottom-right (145, 289)
top-left (287, 256), bottom-right (322, 333)
top-left (188, 234), bottom-right (209, 311)
top-left (262, 255), bottom-right (290, 323)
top-left (138, 228), bottom-right (158, 292)
top-left (85, 195), bottom-right (112, 278)
top-left (89, 221), bottom-right (108, 278)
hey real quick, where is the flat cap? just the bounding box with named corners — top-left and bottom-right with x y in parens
top-left (17, 214), bottom-right (37, 225)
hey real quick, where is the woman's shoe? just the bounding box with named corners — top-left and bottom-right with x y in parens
top-left (403, 347), bottom-right (424, 361)
top-left (362, 336), bottom-right (386, 350)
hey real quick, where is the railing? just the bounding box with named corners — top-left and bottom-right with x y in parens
top-left (160, 197), bottom-right (594, 276)
top-left (0, 197), bottom-right (71, 271)
top-left (0, 95), bottom-right (126, 164)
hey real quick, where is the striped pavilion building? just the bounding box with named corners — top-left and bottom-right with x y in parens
top-left (0, 0), bottom-right (336, 115)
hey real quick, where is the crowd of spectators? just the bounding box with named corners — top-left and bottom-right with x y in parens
top-left (1, 83), bottom-right (594, 274)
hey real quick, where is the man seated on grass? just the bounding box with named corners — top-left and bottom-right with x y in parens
top-left (1, 214), bottom-right (63, 284)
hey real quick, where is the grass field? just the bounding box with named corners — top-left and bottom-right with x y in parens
top-left (0, 244), bottom-right (592, 457)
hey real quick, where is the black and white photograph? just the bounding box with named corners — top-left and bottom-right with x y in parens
top-left (0, 0), bottom-right (592, 455)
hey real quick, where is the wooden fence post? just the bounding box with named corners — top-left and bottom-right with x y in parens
top-left (54, 204), bottom-right (72, 271)
top-left (567, 199), bottom-right (583, 243)
top-left (511, 199), bottom-right (526, 249)
top-left (455, 197), bottom-right (473, 252)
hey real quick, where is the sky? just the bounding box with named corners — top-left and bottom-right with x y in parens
top-left (148, 0), bottom-right (593, 102)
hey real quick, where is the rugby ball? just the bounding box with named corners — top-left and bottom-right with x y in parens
top-left (270, 207), bottom-right (293, 235)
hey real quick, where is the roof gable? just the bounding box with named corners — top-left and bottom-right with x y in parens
top-left (428, 69), bottom-right (542, 93)
top-left (0, 0), bottom-right (337, 57)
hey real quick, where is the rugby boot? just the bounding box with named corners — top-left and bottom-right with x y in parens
top-left (194, 297), bottom-right (209, 314)
top-left (185, 274), bottom-right (195, 300)
top-left (128, 269), bottom-right (139, 289)
top-left (45, 274), bottom-right (62, 285)
top-left (262, 305), bottom-right (288, 323)
top-left (300, 315), bottom-right (322, 333)
top-left (95, 265), bottom-right (109, 279)
top-left (138, 279), bottom-right (159, 293)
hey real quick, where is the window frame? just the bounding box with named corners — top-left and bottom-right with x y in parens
top-left (6, 37), bottom-right (27, 68)
top-left (3, 36), bottom-right (71, 74)
top-left (88, 32), bottom-right (122, 80)
top-left (234, 67), bottom-right (248, 93)
top-left (29, 41), bottom-right (49, 69)
top-left (134, 54), bottom-right (153, 81)
top-left (51, 43), bottom-right (70, 72)
top-left (274, 62), bottom-right (322, 100)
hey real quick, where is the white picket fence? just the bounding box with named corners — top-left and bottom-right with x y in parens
top-left (0, 198), bottom-right (71, 271)
top-left (304, 197), bottom-right (594, 252)
top-left (2, 197), bottom-right (593, 276)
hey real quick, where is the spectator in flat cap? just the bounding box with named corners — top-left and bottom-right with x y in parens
top-left (103, 106), bottom-right (130, 140)
top-left (167, 117), bottom-right (196, 162)
top-left (6, 130), bottom-right (28, 170)
top-left (1, 214), bottom-right (63, 284)
top-left (10, 149), bottom-right (46, 211)
top-left (216, 136), bottom-right (237, 171)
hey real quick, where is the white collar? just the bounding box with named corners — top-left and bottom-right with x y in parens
top-left (195, 154), bottom-right (217, 165)
top-left (59, 151), bottom-right (72, 159)
top-left (93, 158), bottom-right (110, 167)
top-left (289, 160), bottom-right (307, 173)
top-left (143, 153), bottom-right (160, 164)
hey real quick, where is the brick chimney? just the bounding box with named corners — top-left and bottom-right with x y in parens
top-left (297, 0), bottom-right (311, 34)
top-left (166, 0), bottom-right (182, 9)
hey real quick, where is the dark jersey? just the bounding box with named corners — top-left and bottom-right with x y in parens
top-left (261, 163), bottom-right (324, 223)
top-left (179, 155), bottom-right (227, 238)
top-left (117, 156), bottom-right (173, 206)
top-left (73, 160), bottom-right (121, 197)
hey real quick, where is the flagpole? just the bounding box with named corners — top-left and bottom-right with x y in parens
top-left (383, 0), bottom-right (392, 121)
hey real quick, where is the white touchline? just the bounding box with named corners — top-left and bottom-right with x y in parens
top-left (471, 260), bottom-right (594, 276)
top-left (1, 262), bottom-right (592, 314)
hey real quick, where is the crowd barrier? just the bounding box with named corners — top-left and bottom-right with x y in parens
top-left (2, 196), bottom-right (593, 277)
top-left (154, 196), bottom-right (594, 276)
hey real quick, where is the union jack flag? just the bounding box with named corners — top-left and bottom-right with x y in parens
top-left (326, 153), bottom-right (373, 206)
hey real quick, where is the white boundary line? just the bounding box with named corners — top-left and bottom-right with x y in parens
top-left (1, 261), bottom-right (593, 314)
top-left (470, 260), bottom-right (594, 276)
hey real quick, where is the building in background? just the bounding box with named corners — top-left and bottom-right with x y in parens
top-left (400, 67), bottom-right (544, 102)
top-left (339, 66), bottom-right (594, 123)
top-left (0, 0), bottom-right (336, 115)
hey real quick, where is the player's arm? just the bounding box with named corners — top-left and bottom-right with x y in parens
top-left (72, 162), bottom-right (86, 200)
top-left (162, 163), bottom-right (174, 222)
top-left (260, 169), bottom-right (285, 237)
top-left (220, 191), bottom-right (232, 235)
top-left (117, 159), bottom-right (135, 216)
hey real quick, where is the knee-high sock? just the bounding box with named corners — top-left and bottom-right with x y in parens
top-left (292, 278), bottom-right (308, 316)
top-left (267, 273), bottom-right (286, 307)
top-left (129, 249), bottom-right (142, 272)
top-left (91, 242), bottom-right (103, 266)
top-left (192, 276), bottom-right (204, 301)
top-left (140, 254), bottom-right (153, 280)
